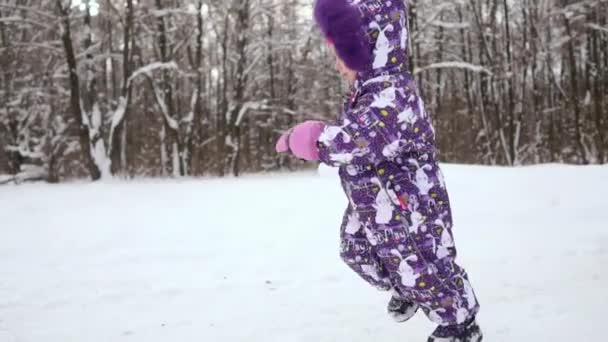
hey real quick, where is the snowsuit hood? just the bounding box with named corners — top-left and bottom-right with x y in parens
top-left (314, 0), bottom-right (410, 80)
top-left (312, 0), bottom-right (434, 167)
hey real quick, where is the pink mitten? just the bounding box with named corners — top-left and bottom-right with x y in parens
top-left (275, 120), bottom-right (326, 161)
top-left (275, 128), bottom-right (293, 154)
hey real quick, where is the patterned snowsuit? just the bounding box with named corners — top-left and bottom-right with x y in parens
top-left (315, 0), bottom-right (480, 328)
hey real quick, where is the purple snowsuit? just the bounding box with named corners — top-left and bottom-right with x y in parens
top-left (314, 0), bottom-right (480, 328)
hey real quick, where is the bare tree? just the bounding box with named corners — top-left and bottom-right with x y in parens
top-left (2, 0), bottom-right (607, 182)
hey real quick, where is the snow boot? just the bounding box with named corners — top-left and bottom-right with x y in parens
top-left (427, 317), bottom-right (482, 342)
top-left (387, 296), bottom-right (419, 322)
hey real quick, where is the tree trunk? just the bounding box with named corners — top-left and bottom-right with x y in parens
top-left (562, 4), bottom-right (588, 164)
top-left (0, 10), bottom-right (20, 175)
top-left (110, 0), bottom-right (134, 175)
top-left (217, 14), bottom-right (229, 177)
top-left (409, 0), bottom-right (423, 96)
top-left (227, 0), bottom-right (250, 177)
top-left (436, 13), bottom-right (444, 115)
top-left (602, 6), bottom-right (608, 162)
top-left (155, 0), bottom-right (181, 176)
top-left (190, 0), bottom-right (206, 176)
top-left (591, 9), bottom-right (605, 163)
top-left (56, 0), bottom-right (101, 180)
top-left (458, 4), bottom-right (473, 113)
top-left (527, 0), bottom-right (543, 163)
top-left (502, 0), bottom-right (517, 165)
top-left (265, 11), bottom-right (275, 171)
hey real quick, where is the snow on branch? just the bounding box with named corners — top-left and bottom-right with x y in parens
top-left (414, 62), bottom-right (493, 75)
top-left (550, 35), bottom-right (574, 50)
top-left (199, 136), bottom-right (217, 148)
top-left (0, 174), bottom-right (16, 185)
top-left (151, 9), bottom-right (192, 17)
top-left (0, 165), bottom-right (47, 185)
top-left (236, 101), bottom-right (270, 126)
top-left (0, 42), bottom-right (62, 54)
top-left (0, 4), bottom-right (57, 20)
top-left (150, 84), bottom-right (179, 130)
top-left (0, 16), bottom-right (54, 30)
top-left (242, 51), bottom-right (266, 79)
top-left (76, 51), bottom-right (122, 64)
top-left (586, 24), bottom-right (608, 34)
top-left (127, 62), bottom-right (179, 89)
top-left (431, 20), bottom-right (469, 30)
top-left (128, 61), bottom-right (182, 131)
top-left (411, 3), bottom-right (452, 39)
top-left (5, 144), bottom-right (44, 160)
top-left (110, 96), bottom-right (128, 132)
top-left (137, 65), bottom-right (180, 131)
top-left (181, 90), bottom-right (198, 125)
top-left (554, 1), bottom-right (591, 19)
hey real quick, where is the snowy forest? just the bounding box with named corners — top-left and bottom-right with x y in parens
top-left (0, 0), bottom-right (606, 183)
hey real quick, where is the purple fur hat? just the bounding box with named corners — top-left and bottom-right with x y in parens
top-left (314, 0), bottom-right (372, 72)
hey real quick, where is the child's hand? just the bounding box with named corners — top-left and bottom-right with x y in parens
top-left (275, 128), bottom-right (293, 154)
top-left (275, 120), bottom-right (326, 161)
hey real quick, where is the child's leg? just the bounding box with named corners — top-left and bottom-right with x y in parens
top-left (387, 293), bottom-right (420, 322)
top-left (427, 315), bottom-right (482, 342)
top-left (340, 206), bottom-right (421, 321)
top-left (339, 206), bottom-right (392, 291)
top-left (376, 229), bottom-right (481, 339)
top-left (378, 234), bottom-right (480, 324)
top-left (419, 261), bottom-right (482, 341)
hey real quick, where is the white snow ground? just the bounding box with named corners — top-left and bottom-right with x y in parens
top-left (0, 164), bottom-right (607, 342)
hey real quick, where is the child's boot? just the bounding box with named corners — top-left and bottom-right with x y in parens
top-left (387, 295), bottom-right (419, 322)
top-left (427, 317), bottom-right (482, 342)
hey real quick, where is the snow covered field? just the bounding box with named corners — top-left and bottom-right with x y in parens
top-left (1, 164), bottom-right (607, 342)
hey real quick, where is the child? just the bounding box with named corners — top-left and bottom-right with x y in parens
top-left (275, 1), bottom-right (482, 341)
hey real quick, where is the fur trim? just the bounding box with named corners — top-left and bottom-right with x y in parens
top-left (314, 0), bottom-right (372, 72)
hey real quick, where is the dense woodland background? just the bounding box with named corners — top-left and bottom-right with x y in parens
top-left (0, 0), bottom-right (606, 183)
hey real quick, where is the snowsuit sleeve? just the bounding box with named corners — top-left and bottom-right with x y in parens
top-left (316, 93), bottom-right (402, 167)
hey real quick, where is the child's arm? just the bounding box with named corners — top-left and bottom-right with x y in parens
top-left (275, 94), bottom-right (431, 166)
top-left (317, 94), bottom-right (406, 167)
